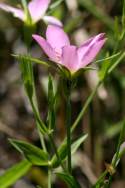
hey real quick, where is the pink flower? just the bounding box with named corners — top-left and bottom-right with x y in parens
top-left (32, 25), bottom-right (106, 73)
top-left (0, 0), bottom-right (62, 26)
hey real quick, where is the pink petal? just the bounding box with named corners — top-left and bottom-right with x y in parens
top-left (28, 0), bottom-right (50, 23)
top-left (61, 46), bottom-right (79, 71)
top-left (43, 15), bottom-right (63, 27)
top-left (46, 25), bottom-right (70, 49)
top-left (77, 37), bottom-right (94, 62)
top-left (0, 3), bottom-right (24, 20)
top-left (32, 34), bottom-right (57, 61)
top-left (77, 33), bottom-right (106, 68)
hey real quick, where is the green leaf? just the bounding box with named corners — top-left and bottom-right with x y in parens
top-left (114, 17), bottom-right (120, 40)
top-left (9, 139), bottom-right (49, 166)
top-left (122, 0), bottom-right (125, 27)
top-left (30, 98), bottom-right (48, 135)
top-left (56, 173), bottom-right (81, 188)
top-left (19, 55), bottom-right (34, 99)
top-left (71, 134), bottom-right (88, 154)
top-left (108, 52), bottom-right (125, 74)
top-left (15, 54), bottom-right (48, 135)
top-left (111, 121), bottom-right (125, 168)
top-left (119, 142), bottom-right (125, 158)
top-left (95, 52), bottom-right (121, 64)
top-left (98, 53), bottom-right (121, 81)
top-left (51, 134), bottom-right (88, 168)
top-left (13, 54), bottom-right (49, 67)
top-left (111, 142), bottom-right (125, 168)
top-left (49, 0), bottom-right (64, 10)
top-left (72, 67), bottom-right (97, 79)
top-left (99, 52), bottom-right (125, 81)
top-left (0, 160), bottom-right (31, 188)
top-left (47, 75), bottom-right (56, 130)
top-left (48, 74), bottom-right (55, 107)
top-left (51, 141), bottom-right (66, 168)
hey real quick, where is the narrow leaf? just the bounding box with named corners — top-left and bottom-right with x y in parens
top-left (95, 52), bottom-right (121, 64)
top-left (47, 75), bottom-right (56, 130)
top-left (111, 121), bottom-right (125, 167)
top-left (56, 173), bottom-right (81, 188)
top-left (13, 54), bottom-right (49, 67)
top-left (51, 134), bottom-right (88, 168)
top-left (108, 52), bottom-right (125, 74)
top-left (119, 142), bottom-right (125, 158)
top-left (71, 134), bottom-right (88, 154)
top-left (9, 139), bottom-right (49, 166)
top-left (49, 0), bottom-right (64, 10)
top-left (0, 160), bottom-right (31, 188)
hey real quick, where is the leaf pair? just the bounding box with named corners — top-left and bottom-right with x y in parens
top-left (8, 133), bottom-right (87, 169)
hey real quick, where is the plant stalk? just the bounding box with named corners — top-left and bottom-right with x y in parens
top-left (71, 81), bottom-right (101, 133)
top-left (66, 94), bottom-right (72, 174)
top-left (65, 79), bottom-right (72, 174)
top-left (48, 167), bottom-right (52, 188)
top-left (49, 134), bottom-right (66, 171)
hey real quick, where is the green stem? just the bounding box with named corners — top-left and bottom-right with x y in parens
top-left (105, 121), bottom-right (125, 188)
top-left (48, 167), bottom-right (52, 188)
top-left (92, 170), bottom-right (108, 188)
top-left (30, 98), bottom-right (47, 151)
top-left (71, 81), bottom-right (101, 133)
top-left (64, 79), bottom-right (72, 174)
top-left (71, 52), bottom-right (125, 134)
top-left (30, 91), bottom-right (65, 171)
top-left (93, 121), bottom-right (125, 188)
top-left (49, 134), bottom-right (66, 171)
top-left (112, 121), bottom-right (125, 167)
top-left (39, 129), bottom-right (47, 152)
top-left (24, 50), bottom-right (47, 151)
top-left (66, 94), bottom-right (72, 174)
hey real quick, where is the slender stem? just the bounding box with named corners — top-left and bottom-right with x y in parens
top-left (93, 121), bottom-right (125, 188)
top-left (105, 121), bottom-right (125, 188)
top-left (92, 170), bottom-right (108, 188)
top-left (112, 121), bottom-right (125, 167)
top-left (48, 167), bottom-right (52, 188)
top-left (49, 134), bottom-right (66, 171)
top-left (64, 79), bottom-right (72, 174)
top-left (71, 81), bottom-right (101, 133)
top-left (29, 98), bottom-right (48, 153)
top-left (66, 94), bottom-right (72, 174)
top-left (71, 52), bottom-right (125, 134)
top-left (25, 30), bottom-right (47, 152)
top-left (39, 129), bottom-right (47, 152)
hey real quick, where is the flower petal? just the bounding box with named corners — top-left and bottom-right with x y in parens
top-left (61, 46), bottom-right (79, 71)
top-left (32, 34), bottom-right (57, 61)
top-left (28, 0), bottom-right (50, 23)
top-left (43, 15), bottom-right (63, 27)
top-left (77, 33), bottom-right (106, 68)
top-left (77, 37), bottom-right (94, 62)
top-left (46, 25), bottom-right (70, 49)
top-left (0, 3), bottom-right (24, 20)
